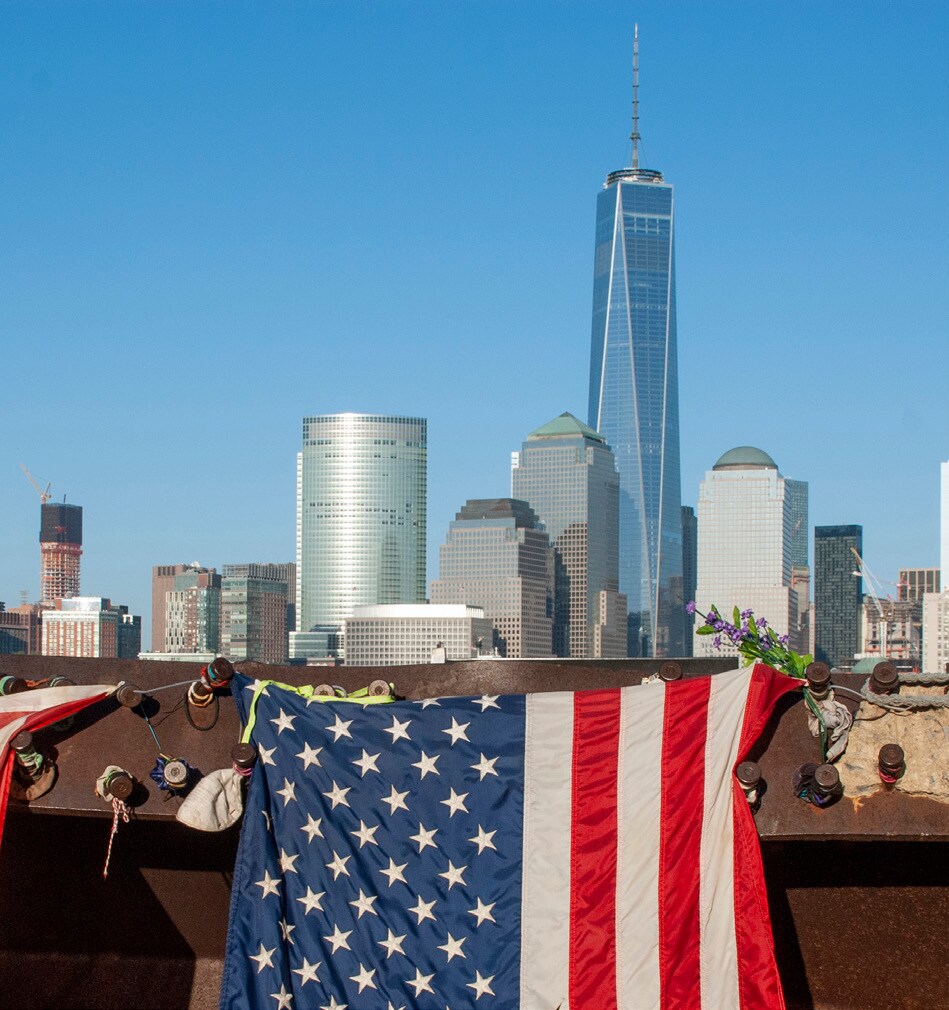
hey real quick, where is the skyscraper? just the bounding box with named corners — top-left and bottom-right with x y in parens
top-left (292, 413), bottom-right (426, 660)
top-left (39, 502), bottom-right (82, 605)
top-left (221, 564), bottom-right (291, 665)
top-left (941, 460), bottom-right (948, 580)
top-left (151, 564), bottom-right (220, 653)
top-left (512, 412), bottom-right (626, 658)
top-left (814, 525), bottom-right (863, 668)
top-left (694, 447), bottom-right (807, 657)
top-left (430, 498), bottom-right (553, 658)
top-left (681, 505), bottom-right (697, 655)
top-left (587, 28), bottom-right (682, 657)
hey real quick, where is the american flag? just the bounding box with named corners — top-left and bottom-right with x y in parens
top-left (221, 664), bottom-right (796, 1010)
top-left (0, 681), bottom-right (116, 853)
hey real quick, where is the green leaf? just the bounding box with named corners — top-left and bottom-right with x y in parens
top-left (732, 606), bottom-right (741, 628)
top-left (696, 624), bottom-right (715, 635)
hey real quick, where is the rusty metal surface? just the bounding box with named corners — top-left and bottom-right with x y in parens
top-left (1, 655), bottom-right (946, 840)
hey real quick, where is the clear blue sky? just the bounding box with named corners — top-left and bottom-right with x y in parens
top-left (2, 2), bottom-right (947, 640)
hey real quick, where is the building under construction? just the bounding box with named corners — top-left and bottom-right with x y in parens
top-left (39, 502), bottom-right (83, 605)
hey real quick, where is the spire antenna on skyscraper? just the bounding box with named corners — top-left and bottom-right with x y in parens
top-left (630, 24), bottom-right (641, 170)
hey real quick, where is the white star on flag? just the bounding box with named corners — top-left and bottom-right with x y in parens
top-left (438, 860), bottom-right (467, 889)
top-left (468, 825), bottom-right (497, 854)
top-left (441, 717), bottom-right (470, 744)
top-left (258, 744), bottom-right (276, 766)
top-left (349, 888), bottom-right (379, 919)
top-left (326, 715), bottom-right (353, 742)
top-left (248, 943), bottom-right (275, 973)
top-left (405, 969), bottom-right (435, 997)
top-left (319, 998), bottom-right (346, 1010)
top-left (296, 887), bottom-right (325, 914)
top-left (383, 716), bottom-right (413, 742)
top-left (409, 823), bottom-right (438, 852)
top-left (349, 964), bottom-right (377, 993)
top-left (292, 959), bottom-right (321, 986)
top-left (278, 848), bottom-right (299, 874)
top-left (278, 918), bottom-right (296, 944)
top-left (440, 787), bottom-right (469, 817)
top-left (275, 779), bottom-right (297, 806)
top-left (472, 695), bottom-right (500, 711)
top-left (270, 709), bottom-right (296, 735)
top-left (296, 742), bottom-right (322, 770)
top-left (381, 785), bottom-right (410, 815)
top-left (325, 851), bottom-right (351, 879)
top-left (323, 925), bottom-right (352, 953)
top-left (412, 751), bottom-right (440, 779)
top-left (254, 870), bottom-right (280, 899)
top-left (300, 814), bottom-right (323, 843)
top-left (270, 982), bottom-right (293, 1009)
top-left (408, 895), bottom-right (437, 925)
top-left (437, 932), bottom-right (467, 962)
top-left (350, 820), bottom-right (379, 848)
top-left (467, 971), bottom-right (496, 999)
top-left (378, 929), bottom-right (407, 959)
top-left (379, 858), bottom-right (409, 887)
top-left (322, 781), bottom-right (351, 809)
top-left (352, 749), bottom-right (381, 776)
top-left (467, 898), bottom-right (496, 926)
top-left (470, 753), bottom-right (499, 780)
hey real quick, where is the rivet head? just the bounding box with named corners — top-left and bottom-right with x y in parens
top-left (805, 661), bottom-right (831, 693)
top-left (879, 743), bottom-right (905, 774)
top-left (231, 743), bottom-right (258, 770)
top-left (813, 763), bottom-right (840, 793)
top-left (736, 761), bottom-right (761, 789)
top-left (116, 683), bottom-right (142, 708)
top-left (162, 760), bottom-right (189, 787)
top-left (659, 662), bottom-right (682, 682)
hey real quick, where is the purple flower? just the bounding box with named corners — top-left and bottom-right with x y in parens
top-left (730, 629), bottom-right (744, 644)
top-left (741, 609), bottom-right (753, 620)
top-left (756, 617), bottom-right (768, 629)
top-left (704, 612), bottom-right (716, 627)
top-left (778, 634), bottom-right (789, 646)
top-left (760, 636), bottom-right (772, 650)
top-left (685, 601), bottom-right (696, 615)
top-left (713, 635), bottom-right (722, 649)
top-left (713, 620), bottom-right (725, 631)
top-left (741, 621), bottom-right (750, 633)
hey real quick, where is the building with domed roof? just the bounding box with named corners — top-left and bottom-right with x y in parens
top-left (693, 447), bottom-right (808, 657)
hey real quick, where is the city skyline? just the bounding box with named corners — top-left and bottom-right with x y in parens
top-left (1, 6), bottom-right (946, 641)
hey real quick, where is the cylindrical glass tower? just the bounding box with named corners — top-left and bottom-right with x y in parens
top-left (295, 414), bottom-right (427, 643)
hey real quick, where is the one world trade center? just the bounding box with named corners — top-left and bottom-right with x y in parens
top-left (587, 27), bottom-right (684, 657)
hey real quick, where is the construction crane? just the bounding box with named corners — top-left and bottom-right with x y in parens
top-left (20, 464), bottom-right (52, 504)
top-left (850, 547), bottom-right (889, 657)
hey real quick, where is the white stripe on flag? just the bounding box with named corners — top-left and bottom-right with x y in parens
top-left (699, 666), bottom-right (749, 1009)
top-left (520, 691), bottom-right (574, 1010)
top-left (0, 684), bottom-right (115, 716)
top-left (0, 715), bottom-right (29, 761)
top-left (615, 680), bottom-right (665, 1010)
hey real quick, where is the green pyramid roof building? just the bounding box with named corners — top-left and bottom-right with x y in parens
top-left (527, 412), bottom-right (605, 443)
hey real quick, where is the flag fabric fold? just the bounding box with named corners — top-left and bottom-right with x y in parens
top-left (221, 663), bottom-right (798, 1010)
top-left (0, 682), bottom-right (116, 852)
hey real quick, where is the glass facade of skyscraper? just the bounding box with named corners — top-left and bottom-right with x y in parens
top-left (512, 413), bottom-right (626, 659)
top-left (295, 414), bottom-right (426, 648)
top-left (588, 169), bottom-right (683, 657)
top-left (430, 498), bottom-right (553, 658)
top-left (814, 525), bottom-right (863, 668)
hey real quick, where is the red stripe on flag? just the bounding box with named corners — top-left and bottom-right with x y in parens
top-left (0, 690), bottom-right (112, 855)
top-left (733, 664), bottom-right (799, 1010)
top-left (659, 675), bottom-right (711, 1010)
top-left (569, 688), bottom-right (621, 1010)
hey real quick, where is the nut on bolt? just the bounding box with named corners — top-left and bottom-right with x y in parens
top-left (869, 662), bottom-right (899, 696)
top-left (116, 683), bottom-right (143, 708)
top-left (804, 661), bottom-right (832, 699)
top-left (659, 662), bottom-right (682, 682)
